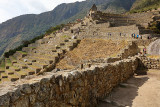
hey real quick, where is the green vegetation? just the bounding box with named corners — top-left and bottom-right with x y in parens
top-left (45, 24), bottom-right (65, 35)
top-left (62, 35), bottom-right (70, 38)
top-left (0, 60), bottom-right (5, 70)
top-left (17, 51), bottom-right (27, 54)
top-left (130, 0), bottom-right (160, 13)
top-left (6, 58), bottom-right (12, 66)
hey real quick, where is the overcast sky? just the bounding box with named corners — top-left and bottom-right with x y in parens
top-left (0, 0), bottom-right (85, 23)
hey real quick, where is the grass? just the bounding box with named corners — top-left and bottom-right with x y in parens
top-left (17, 51), bottom-right (27, 54)
top-left (5, 58), bottom-right (12, 66)
top-left (1, 72), bottom-right (8, 77)
top-left (28, 47), bottom-right (36, 49)
top-left (130, 0), bottom-right (160, 13)
top-left (62, 35), bottom-right (70, 38)
top-left (16, 71), bottom-right (27, 76)
top-left (0, 60), bottom-right (5, 70)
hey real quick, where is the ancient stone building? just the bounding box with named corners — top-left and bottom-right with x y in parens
top-left (89, 4), bottom-right (97, 19)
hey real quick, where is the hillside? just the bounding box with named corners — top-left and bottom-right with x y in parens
top-left (1, 3), bottom-right (160, 107)
top-left (0, 0), bottom-right (135, 58)
top-left (131, 0), bottom-right (160, 12)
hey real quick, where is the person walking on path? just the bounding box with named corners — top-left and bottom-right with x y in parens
top-left (137, 34), bottom-right (139, 39)
top-left (143, 48), bottom-right (147, 55)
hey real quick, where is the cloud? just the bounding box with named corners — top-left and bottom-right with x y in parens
top-left (0, 0), bottom-right (85, 23)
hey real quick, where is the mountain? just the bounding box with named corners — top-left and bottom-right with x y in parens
top-left (131, 0), bottom-right (160, 12)
top-left (0, 0), bottom-right (135, 58)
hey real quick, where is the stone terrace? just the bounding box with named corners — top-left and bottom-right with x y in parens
top-left (0, 34), bottom-right (81, 83)
top-left (56, 39), bottom-right (129, 70)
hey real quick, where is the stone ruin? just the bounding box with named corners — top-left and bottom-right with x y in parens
top-left (0, 4), bottom-right (160, 107)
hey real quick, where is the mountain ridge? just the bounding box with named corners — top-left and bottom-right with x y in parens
top-left (0, 0), bottom-right (135, 57)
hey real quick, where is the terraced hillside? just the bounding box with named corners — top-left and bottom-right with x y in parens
top-left (0, 34), bottom-right (81, 83)
top-left (0, 4), bottom-right (160, 84)
top-left (56, 39), bottom-right (128, 70)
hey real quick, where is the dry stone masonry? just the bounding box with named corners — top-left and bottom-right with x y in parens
top-left (0, 56), bottom-right (139, 107)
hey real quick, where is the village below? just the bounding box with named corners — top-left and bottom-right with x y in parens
top-left (0, 3), bottom-right (160, 107)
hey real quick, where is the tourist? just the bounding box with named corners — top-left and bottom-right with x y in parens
top-left (143, 48), bottom-right (147, 55)
top-left (131, 33), bottom-right (134, 38)
top-left (133, 33), bottom-right (136, 38)
top-left (137, 34), bottom-right (139, 39)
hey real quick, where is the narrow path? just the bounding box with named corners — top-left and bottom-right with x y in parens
top-left (98, 69), bottom-right (160, 107)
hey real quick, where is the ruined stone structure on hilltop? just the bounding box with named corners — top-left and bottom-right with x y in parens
top-left (89, 4), bottom-right (97, 16)
top-left (0, 4), bottom-right (160, 107)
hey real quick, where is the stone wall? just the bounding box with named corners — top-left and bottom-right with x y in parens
top-left (77, 41), bottom-right (139, 70)
top-left (0, 57), bottom-right (139, 107)
top-left (117, 41), bottom-right (139, 59)
top-left (78, 24), bottom-right (139, 40)
top-left (139, 55), bottom-right (160, 69)
top-left (134, 38), bottom-right (157, 46)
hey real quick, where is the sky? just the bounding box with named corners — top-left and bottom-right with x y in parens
top-left (0, 0), bottom-right (85, 23)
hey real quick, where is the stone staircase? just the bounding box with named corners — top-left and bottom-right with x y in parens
top-left (0, 35), bottom-right (81, 83)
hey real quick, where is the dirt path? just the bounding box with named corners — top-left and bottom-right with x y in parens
top-left (98, 69), bottom-right (160, 107)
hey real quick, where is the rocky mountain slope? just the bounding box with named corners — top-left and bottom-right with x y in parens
top-left (0, 0), bottom-right (135, 58)
top-left (131, 0), bottom-right (160, 12)
top-left (148, 39), bottom-right (160, 55)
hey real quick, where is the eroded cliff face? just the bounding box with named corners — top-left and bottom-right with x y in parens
top-left (147, 39), bottom-right (160, 55)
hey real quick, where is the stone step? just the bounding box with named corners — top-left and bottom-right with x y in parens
top-left (5, 69), bottom-right (15, 75)
top-left (8, 74), bottom-right (19, 82)
top-left (15, 71), bottom-right (27, 79)
top-left (23, 56), bottom-right (54, 65)
top-left (22, 47), bottom-right (36, 53)
top-left (31, 49), bottom-right (59, 55)
top-left (31, 62), bottom-right (48, 69)
top-left (27, 65), bottom-right (42, 74)
top-left (13, 63), bottom-right (28, 69)
top-left (0, 60), bottom-right (5, 73)
top-left (0, 62), bottom-right (5, 74)
top-left (23, 69), bottom-right (35, 75)
top-left (10, 66), bottom-right (21, 71)
top-left (111, 23), bottom-right (135, 27)
top-left (13, 51), bottom-right (27, 59)
top-left (34, 56), bottom-right (57, 64)
top-left (0, 69), bottom-right (5, 74)
top-left (35, 39), bottom-right (43, 44)
top-left (31, 54), bottom-right (59, 60)
top-left (9, 56), bottom-right (17, 64)
top-left (28, 43), bottom-right (42, 47)
top-left (1, 78), bottom-right (9, 82)
top-left (1, 72), bottom-right (8, 78)
top-left (5, 58), bottom-right (12, 69)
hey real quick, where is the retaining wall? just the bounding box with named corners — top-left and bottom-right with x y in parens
top-left (0, 57), bottom-right (139, 107)
top-left (140, 55), bottom-right (160, 69)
